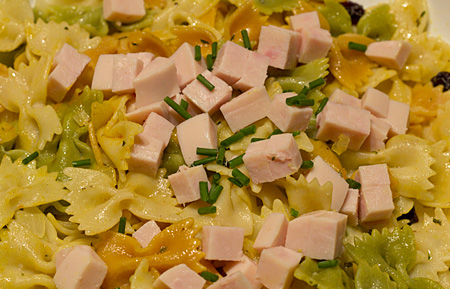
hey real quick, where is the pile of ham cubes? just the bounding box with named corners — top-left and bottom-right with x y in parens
top-left (47, 3), bottom-right (413, 288)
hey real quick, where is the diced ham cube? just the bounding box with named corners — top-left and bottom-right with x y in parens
top-left (253, 212), bottom-right (288, 252)
top-left (340, 188), bottom-right (359, 226)
top-left (165, 93), bottom-right (201, 125)
top-left (182, 70), bottom-right (232, 115)
top-left (132, 220), bottom-right (161, 248)
top-left (380, 99), bottom-right (410, 137)
top-left (202, 225), bottom-right (245, 261)
top-left (208, 271), bottom-right (253, 289)
top-left (297, 28), bottom-right (332, 63)
top-left (153, 264), bottom-right (206, 289)
top-left (170, 42), bottom-right (207, 89)
top-left (243, 134), bottom-right (302, 184)
top-left (360, 115), bottom-right (391, 151)
top-left (212, 41), bottom-right (251, 85)
top-left (48, 43), bottom-right (91, 102)
top-left (54, 247), bottom-right (72, 270)
top-left (233, 51), bottom-right (270, 92)
top-left (103, 0), bottom-right (146, 24)
top-left (267, 92), bottom-right (313, 132)
top-left (359, 185), bottom-right (394, 222)
top-left (354, 163), bottom-right (390, 188)
top-left (53, 245), bottom-right (107, 289)
top-left (111, 54), bottom-right (143, 95)
top-left (168, 165), bottom-right (210, 204)
top-left (257, 25), bottom-right (300, 70)
top-left (134, 57), bottom-right (180, 108)
top-left (365, 40), bottom-right (412, 69)
top-left (284, 210), bottom-right (347, 260)
top-left (128, 137), bottom-right (165, 177)
top-left (289, 11), bottom-right (321, 32)
top-left (220, 86), bottom-right (271, 133)
top-left (361, 87), bottom-right (389, 118)
top-left (316, 101), bottom-right (371, 150)
top-left (256, 246), bottom-right (302, 289)
top-left (133, 52), bottom-right (154, 68)
top-left (177, 113), bottom-right (217, 165)
top-left (126, 101), bottom-right (169, 124)
top-left (91, 54), bottom-right (115, 98)
top-left (329, 89), bottom-right (361, 108)
top-left (223, 255), bottom-right (262, 289)
top-left (140, 112), bottom-right (174, 146)
top-left (305, 155), bottom-right (349, 211)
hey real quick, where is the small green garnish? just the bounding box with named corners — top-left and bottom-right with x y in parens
top-left (198, 206), bottom-right (217, 215)
top-left (22, 151), bottom-right (39, 165)
top-left (290, 208), bottom-right (299, 218)
top-left (200, 271), bottom-right (219, 282)
top-left (118, 217), bottom-right (126, 234)
top-left (72, 159), bottom-right (91, 167)
top-left (346, 179), bottom-right (361, 190)
top-left (318, 259), bottom-right (338, 268)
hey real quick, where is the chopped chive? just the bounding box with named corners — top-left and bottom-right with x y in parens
top-left (251, 137), bottom-right (265, 143)
top-left (164, 96), bottom-right (192, 119)
top-left (72, 159), bottom-right (91, 167)
top-left (22, 151), bottom-right (39, 165)
top-left (228, 153), bottom-right (245, 169)
top-left (212, 173), bottom-right (221, 184)
top-left (220, 132), bottom-right (245, 147)
top-left (300, 86), bottom-right (310, 95)
top-left (197, 74), bottom-right (215, 91)
top-left (315, 97), bottom-right (328, 116)
top-left (318, 259), bottom-right (338, 268)
top-left (346, 179), bottom-right (361, 190)
top-left (309, 77), bottom-right (325, 89)
top-left (180, 99), bottom-right (189, 110)
top-left (301, 160), bottom-right (314, 169)
top-left (196, 147), bottom-right (218, 156)
top-left (269, 129), bottom-right (283, 138)
top-left (240, 125), bottom-right (256, 136)
top-left (420, 10), bottom-right (426, 18)
top-left (118, 217), bottom-right (126, 234)
top-left (292, 98), bottom-right (315, 107)
top-left (348, 41), bottom-right (367, 52)
top-left (200, 271), bottom-right (219, 282)
top-left (198, 206), bottom-right (217, 215)
top-left (199, 181), bottom-right (209, 202)
top-left (292, 131), bottom-right (300, 137)
top-left (195, 45), bottom-right (202, 61)
top-left (212, 42), bottom-right (218, 58)
top-left (159, 246), bottom-right (168, 253)
top-left (290, 208), bottom-right (299, 218)
top-left (286, 95), bottom-right (306, 106)
top-left (216, 147), bottom-right (226, 165)
top-left (241, 29), bottom-right (252, 50)
top-left (232, 168), bottom-right (250, 186)
top-left (200, 39), bottom-right (209, 44)
top-left (228, 177), bottom-right (243, 187)
top-left (206, 54), bottom-right (214, 71)
top-left (207, 184), bottom-right (223, 204)
top-left (192, 156), bottom-right (217, 166)
top-left (433, 218), bottom-right (442, 225)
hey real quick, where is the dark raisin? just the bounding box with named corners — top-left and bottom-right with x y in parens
top-left (341, 1), bottom-right (365, 25)
top-left (397, 206), bottom-right (418, 225)
top-left (431, 71), bottom-right (450, 92)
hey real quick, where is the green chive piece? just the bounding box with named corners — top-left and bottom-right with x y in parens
top-left (206, 54), bottom-right (214, 71)
top-left (22, 151), bottom-right (39, 165)
top-left (269, 129), bottom-right (283, 138)
top-left (232, 168), bottom-right (250, 186)
top-left (433, 218), bottom-right (442, 225)
top-left (192, 156), bottom-right (217, 166)
top-left (118, 217), bottom-right (126, 234)
top-left (195, 45), bottom-right (202, 61)
top-left (228, 177), bottom-right (243, 187)
top-left (290, 208), bottom-right (299, 218)
top-left (300, 86), bottom-right (310, 95)
top-left (292, 131), bottom-right (300, 137)
top-left (346, 179), bottom-right (361, 190)
top-left (197, 74), bottom-right (215, 91)
top-left (216, 147), bottom-right (226, 165)
top-left (228, 153), bottom-right (245, 169)
top-left (294, 98), bottom-right (315, 107)
top-left (207, 184), bottom-right (223, 204)
top-left (200, 271), bottom-right (219, 282)
top-left (348, 41), bottom-right (367, 52)
top-left (318, 259), bottom-right (339, 268)
top-left (199, 181), bottom-right (209, 202)
top-left (212, 173), bottom-right (221, 184)
top-left (315, 97), bottom-right (328, 116)
top-left (200, 39), bottom-right (209, 44)
top-left (159, 246), bottom-right (168, 253)
top-left (301, 160), bottom-right (314, 169)
top-left (72, 159), bottom-right (91, 167)
top-left (212, 42), bottom-right (218, 58)
top-left (164, 96), bottom-right (192, 119)
top-left (240, 125), bottom-right (256, 136)
top-left (196, 147), bottom-right (218, 156)
top-left (198, 206), bottom-right (217, 215)
top-left (309, 77), bottom-right (325, 90)
top-left (180, 99), bottom-right (189, 110)
top-left (251, 137), bottom-right (265, 143)
top-left (241, 29), bottom-right (252, 50)
top-left (220, 132), bottom-right (245, 147)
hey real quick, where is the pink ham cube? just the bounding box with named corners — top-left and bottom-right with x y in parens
top-left (223, 255), bottom-right (262, 289)
top-left (208, 271), bottom-right (253, 289)
top-left (267, 92), bottom-right (313, 132)
top-left (132, 220), bottom-right (161, 248)
top-left (257, 25), bottom-right (300, 70)
top-left (126, 101), bottom-right (169, 124)
top-left (289, 11), bottom-right (321, 32)
top-left (233, 51), bottom-right (270, 92)
top-left (111, 54), bottom-right (144, 95)
top-left (153, 264), bottom-right (206, 289)
top-left (285, 210), bottom-right (347, 260)
top-left (170, 42), bottom-right (207, 89)
top-left (256, 246), bottom-right (302, 289)
top-left (354, 163), bottom-right (390, 188)
top-left (168, 165), bottom-right (210, 204)
top-left (381, 99), bottom-right (410, 137)
top-left (202, 225), bottom-right (245, 261)
top-left (297, 28), bottom-right (332, 63)
top-left (164, 93), bottom-right (201, 126)
top-left (360, 115), bottom-right (391, 151)
top-left (365, 40), bottom-right (412, 69)
top-left (212, 41), bottom-right (251, 85)
top-left (253, 212), bottom-right (288, 252)
top-left (128, 137), bottom-right (165, 177)
top-left (103, 0), bottom-right (146, 23)
top-left (340, 188), bottom-right (359, 226)
top-left (361, 88), bottom-right (390, 118)
top-left (220, 86), bottom-right (271, 133)
top-left (329, 89), bottom-right (361, 108)
top-left (91, 54), bottom-right (116, 98)
top-left (139, 112), bottom-right (174, 146)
